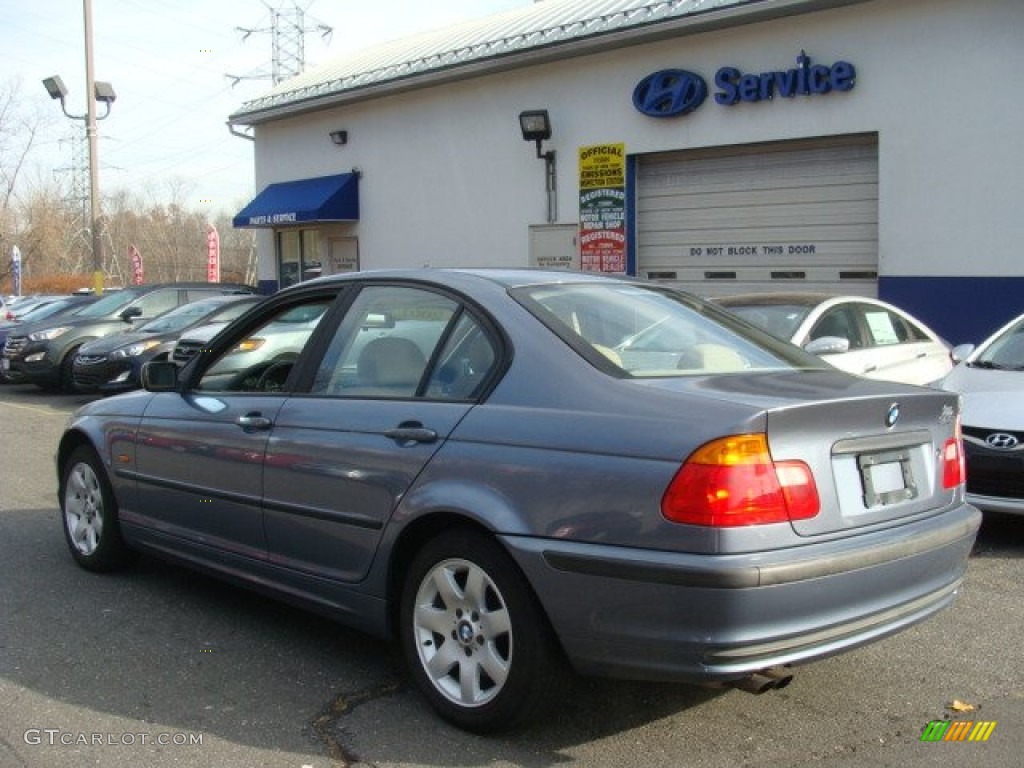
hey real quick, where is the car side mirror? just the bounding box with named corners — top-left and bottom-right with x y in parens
top-left (120, 306), bottom-right (143, 322)
top-left (804, 336), bottom-right (851, 355)
top-left (142, 360), bottom-right (180, 392)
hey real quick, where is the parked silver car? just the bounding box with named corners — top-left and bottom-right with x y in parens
top-left (57, 269), bottom-right (979, 732)
top-left (938, 311), bottom-right (1024, 515)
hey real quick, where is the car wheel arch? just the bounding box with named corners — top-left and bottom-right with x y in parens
top-left (383, 512), bottom-right (559, 652)
top-left (57, 429), bottom-right (98, 478)
top-left (385, 513), bottom-right (494, 637)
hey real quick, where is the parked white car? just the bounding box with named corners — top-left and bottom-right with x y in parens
top-left (937, 311), bottom-right (1024, 515)
top-left (715, 293), bottom-right (953, 386)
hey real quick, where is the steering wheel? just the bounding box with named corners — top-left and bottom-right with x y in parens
top-left (255, 360), bottom-right (294, 392)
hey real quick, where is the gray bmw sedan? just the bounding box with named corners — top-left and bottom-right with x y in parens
top-left (56, 269), bottom-right (980, 732)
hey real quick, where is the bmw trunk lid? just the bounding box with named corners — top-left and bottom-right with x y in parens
top-left (763, 388), bottom-right (963, 537)
top-left (631, 371), bottom-right (965, 538)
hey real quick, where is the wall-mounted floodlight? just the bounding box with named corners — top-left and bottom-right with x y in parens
top-left (518, 109), bottom-right (557, 223)
top-left (519, 109), bottom-right (552, 157)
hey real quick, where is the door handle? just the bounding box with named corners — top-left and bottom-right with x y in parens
top-left (385, 422), bottom-right (438, 444)
top-left (237, 412), bottom-right (273, 431)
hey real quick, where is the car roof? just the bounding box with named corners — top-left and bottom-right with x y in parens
top-left (297, 267), bottom-right (646, 292)
top-left (714, 292), bottom-right (837, 308)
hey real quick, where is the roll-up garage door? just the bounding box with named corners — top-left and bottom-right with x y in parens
top-left (636, 134), bottom-right (878, 297)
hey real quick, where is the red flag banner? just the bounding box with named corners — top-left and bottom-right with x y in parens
top-left (206, 225), bottom-right (221, 283)
top-left (128, 244), bottom-right (144, 285)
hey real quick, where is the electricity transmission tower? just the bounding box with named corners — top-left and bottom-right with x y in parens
top-left (228, 1), bottom-right (333, 87)
top-left (56, 131), bottom-right (91, 274)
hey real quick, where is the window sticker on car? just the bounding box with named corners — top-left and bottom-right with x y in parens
top-left (865, 311), bottom-right (900, 345)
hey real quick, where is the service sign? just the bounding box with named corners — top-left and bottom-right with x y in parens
top-left (578, 143), bottom-right (627, 273)
top-left (633, 52), bottom-right (856, 118)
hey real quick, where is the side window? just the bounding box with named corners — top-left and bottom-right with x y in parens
top-left (861, 306), bottom-right (914, 346)
top-left (196, 299), bottom-right (332, 392)
top-left (186, 288), bottom-right (226, 303)
top-left (133, 289), bottom-right (179, 320)
top-left (810, 307), bottom-right (865, 349)
top-left (311, 285), bottom-right (497, 400)
top-left (423, 313), bottom-right (498, 399)
top-left (890, 312), bottom-right (928, 342)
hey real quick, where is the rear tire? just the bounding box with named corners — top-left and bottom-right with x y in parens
top-left (60, 446), bottom-right (133, 572)
top-left (399, 528), bottom-right (565, 732)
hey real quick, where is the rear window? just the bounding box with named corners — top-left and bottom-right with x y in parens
top-left (512, 282), bottom-right (825, 377)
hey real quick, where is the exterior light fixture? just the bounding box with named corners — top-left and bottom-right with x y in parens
top-left (41, 1), bottom-right (116, 295)
top-left (93, 80), bottom-right (117, 106)
top-left (42, 76), bottom-right (69, 101)
top-left (518, 109), bottom-right (557, 223)
top-left (519, 109), bottom-right (552, 155)
top-left (329, 130), bottom-right (348, 146)
top-left (44, 75), bottom-right (116, 120)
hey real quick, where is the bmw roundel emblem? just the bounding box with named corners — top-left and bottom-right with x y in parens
top-left (633, 69), bottom-right (708, 117)
top-left (885, 403), bottom-right (900, 428)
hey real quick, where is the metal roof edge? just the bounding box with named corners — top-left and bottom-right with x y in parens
top-left (229, 0), bottom-right (868, 127)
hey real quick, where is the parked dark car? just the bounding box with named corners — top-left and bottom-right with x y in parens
top-left (72, 294), bottom-right (263, 394)
top-left (3, 294), bottom-right (64, 321)
top-left (3, 282), bottom-right (254, 391)
top-left (0, 295), bottom-right (100, 384)
top-left (57, 269), bottom-right (979, 732)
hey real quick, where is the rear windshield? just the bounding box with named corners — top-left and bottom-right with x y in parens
top-left (512, 282), bottom-right (826, 377)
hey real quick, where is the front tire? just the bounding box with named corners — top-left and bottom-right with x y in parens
top-left (60, 446), bottom-right (133, 572)
top-left (59, 346), bottom-right (81, 393)
top-left (400, 529), bottom-right (564, 732)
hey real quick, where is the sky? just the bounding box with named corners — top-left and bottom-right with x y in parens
top-left (2, 0), bottom-right (530, 219)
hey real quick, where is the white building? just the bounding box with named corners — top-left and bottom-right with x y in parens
top-left (229, 0), bottom-right (1023, 343)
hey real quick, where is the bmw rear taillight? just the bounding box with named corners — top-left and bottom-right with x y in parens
top-left (942, 415), bottom-right (965, 490)
top-left (661, 433), bottom-right (820, 526)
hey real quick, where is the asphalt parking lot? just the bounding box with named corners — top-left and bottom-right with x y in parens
top-left (1, 383), bottom-right (1021, 768)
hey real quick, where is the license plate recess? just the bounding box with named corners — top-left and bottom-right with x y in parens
top-left (858, 448), bottom-right (917, 508)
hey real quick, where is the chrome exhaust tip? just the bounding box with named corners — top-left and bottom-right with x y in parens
top-left (729, 666), bottom-right (793, 694)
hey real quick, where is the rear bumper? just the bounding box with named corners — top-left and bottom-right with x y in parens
top-left (502, 503), bottom-right (980, 683)
top-left (966, 492), bottom-right (1024, 516)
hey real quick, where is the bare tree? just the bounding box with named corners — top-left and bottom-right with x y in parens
top-left (4, 112), bottom-right (259, 292)
top-left (1, 78), bottom-right (51, 288)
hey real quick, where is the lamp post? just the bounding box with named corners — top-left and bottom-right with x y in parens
top-left (42, 0), bottom-right (115, 295)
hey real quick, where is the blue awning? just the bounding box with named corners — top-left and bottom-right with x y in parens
top-left (233, 173), bottom-right (359, 228)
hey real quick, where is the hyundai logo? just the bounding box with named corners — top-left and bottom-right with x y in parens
top-left (985, 432), bottom-right (1020, 450)
top-left (885, 403), bottom-right (900, 428)
top-left (633, 69), bottom-right (708, 117)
